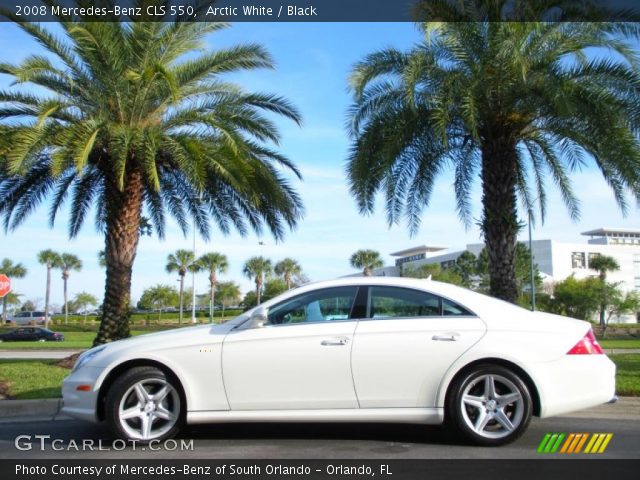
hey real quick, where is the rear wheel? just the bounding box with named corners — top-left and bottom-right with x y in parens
top-left (105, 366), bottom-right (184, 443)
top-left (448, 364), bottom-right (532, 446)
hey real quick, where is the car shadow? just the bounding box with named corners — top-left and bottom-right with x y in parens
top-left (182, 422), bottom-right (462, 446)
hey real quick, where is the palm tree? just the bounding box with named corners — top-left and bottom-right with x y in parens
top-left (274, 258), bottom-right (302, 289)
top-left (97, 250), bottom-right (106, 268)
top-left (59, 253), bottom-right (82, 324)
top-left (347, 12), bottom-right (640, 302)
top-left (589, 254), bottom-right (621, 327)
top-left (73, 291), bottom-right (98, 324)
top-left (196, 252), bottom-right (229, 322)
top-left (166, 250), bottom-right (196, 325)
top-left (243, 256), bottom-right (272, 305)
top-left (0, 259), bottom-right (27, 322)
top-left (37, 249), bottom-right (62, 327)
top-left (350, 249), bottom-right (384, 277)
top-left (0, 9), bottom-right (304, 345)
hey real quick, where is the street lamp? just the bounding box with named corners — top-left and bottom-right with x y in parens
top-left (527, 207), bottom-right (536, 312)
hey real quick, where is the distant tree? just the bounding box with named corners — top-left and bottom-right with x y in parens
top-left (242, 291), bottom-right (258, 310)
top-left (605, 291), bottom-right (640, 332)
top-left (59, 253), bottom-right (82, 324)
top-left (452, 251), bottom-right (478, 288)
top-left (242, 277), bottom-right (288, 309)
top-left (274, 258), bottom-right (303, 289)
top-left (243, 256), bottom-right (273, 305)
top-left (74, 292), bottom-right (98, 323)
top-left (37, 249), bottom-right (62, 327)
top-left (548, 276), bottom-right (602, 320)
top-left (20, 299), bottom-right (37, 312)
top-left (216, 281), bottom-right (242, 321)
top-left (166, 250), bottom-right (196, 324)
top-left (350, 249), bottom-right (384, 277)
top-left (402, 263), bottom-right (464, 286)
top-left (589, 254), bottom-right (621, 327)
top-left (196, 252), bottom-right (229, 322)
top-left (138, 285), bottom-right (179, 323)
top-left (0, 259), bottom-right (27, 322)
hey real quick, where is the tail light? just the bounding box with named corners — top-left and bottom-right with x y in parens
top-left (567, 330), bottom-right (604, 355)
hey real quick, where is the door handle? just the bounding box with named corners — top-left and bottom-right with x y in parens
top-left (432, 333), bottom-right (459, 342)
top-left (321, 337), bottom-right (349, 346)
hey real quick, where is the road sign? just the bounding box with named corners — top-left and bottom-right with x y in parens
top-left (0, 274), bottom-right (10, 298)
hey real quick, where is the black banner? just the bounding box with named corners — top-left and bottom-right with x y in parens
top-left (0, 0), bottom-right (640, 23)
top-left (2, 459), bottom-right (640, 480)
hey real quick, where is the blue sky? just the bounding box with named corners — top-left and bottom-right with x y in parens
top-left (0, 22), bottom-right (638, 309)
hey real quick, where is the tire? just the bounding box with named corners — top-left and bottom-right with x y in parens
top-left (105, 366), bottom-right (184, 443)
top-left (447, 364), bottom-right (532, 446)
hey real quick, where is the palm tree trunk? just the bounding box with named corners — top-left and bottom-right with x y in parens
top-left (480, 137), bottom-right (519, 303)
top-left (256, 277), bottom-right (262, 305)
top-left (94, 169), bottom-right (144, 346)
top-left (210, 283), bottom-right (214, 323)
top-left (285, 274), bottom-right (291, 290)
top-left (178, 275), bottom-right (184, 325)
top-left (63, 272), bottom-right (69, 324)
top-left (44, 265), bottom-right (51, 329)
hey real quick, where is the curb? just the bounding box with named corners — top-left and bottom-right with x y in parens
top-left (0, 398), bottom-right (66, 422)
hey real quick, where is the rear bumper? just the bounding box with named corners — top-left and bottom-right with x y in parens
top-left (531, 354), bottom-right (616, 418)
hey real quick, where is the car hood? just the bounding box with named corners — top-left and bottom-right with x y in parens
top-left (89, 315), bottom-right (248, 364)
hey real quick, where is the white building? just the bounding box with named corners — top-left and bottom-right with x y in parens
top-left (375, 228), bottom-right (640, 323)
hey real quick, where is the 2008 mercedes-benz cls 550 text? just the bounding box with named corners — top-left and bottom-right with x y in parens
top-left (62, 277), bottom-right (616, 446)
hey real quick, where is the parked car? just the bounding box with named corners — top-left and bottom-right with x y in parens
top-left (62, 277), bottom-right (615, 446)
top-left (0, 327), bottom-right (64, 342)
top-left (7, 311), bottom-right (46, 325)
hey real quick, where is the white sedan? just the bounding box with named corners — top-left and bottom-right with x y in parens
top-left (62, 277), bottom-right (616, 446)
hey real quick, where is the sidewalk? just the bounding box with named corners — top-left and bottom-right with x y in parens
top-left (0, 350), bottom-right (82, 359)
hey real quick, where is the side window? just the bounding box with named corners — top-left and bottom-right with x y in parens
top-left (267, 287), bottom-right (359, 325)
top-left (369, 287), bottom-right (441, 319)
top-left (368, 287), bottom-right (473, 319)
top-left (442, 298), bottom-right (472, 316)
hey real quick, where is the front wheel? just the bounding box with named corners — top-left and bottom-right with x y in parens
top-left (105, 366), bottom-right (184, 443)
top-left (448, 365), bottom-right (532, 446)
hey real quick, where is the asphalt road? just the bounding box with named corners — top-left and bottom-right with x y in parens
top-left (0, 414), bottom-right (638, 459)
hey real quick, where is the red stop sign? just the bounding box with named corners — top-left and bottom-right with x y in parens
top-left (0, 274), bottom-right (10, 298)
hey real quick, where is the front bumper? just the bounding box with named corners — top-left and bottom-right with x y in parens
top-left (61, 367), bottom-right (104, 423)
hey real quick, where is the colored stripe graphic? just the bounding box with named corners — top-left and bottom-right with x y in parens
top-left (539, 433), bottom-right (613, 454)
top-left (537, 433), bottom-right (565, 453)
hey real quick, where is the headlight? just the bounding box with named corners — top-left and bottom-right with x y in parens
top-left (72, 345), bottom-right (107, 372)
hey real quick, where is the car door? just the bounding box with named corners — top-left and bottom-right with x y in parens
top-left (222, 286), bottom-right (362, 410)
top-left (351, 286), bottom-right (486, 408)
top-left (12, 328), bottom-right (27, 341)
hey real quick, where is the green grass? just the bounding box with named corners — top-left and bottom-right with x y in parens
top-left (0, 359), bottom-right (69, 399)
top-left (600, 339), bottom-right (640, 349)
top-left (611, 354), bottom-right (640, 397)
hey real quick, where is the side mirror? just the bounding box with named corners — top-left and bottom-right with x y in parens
top-left (247, 307), bottom-right (268, 329)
